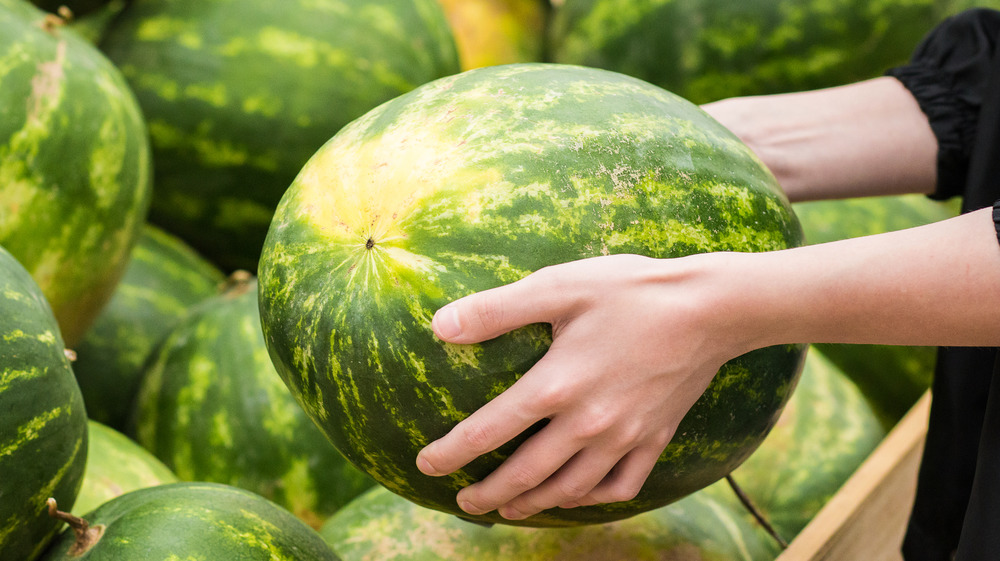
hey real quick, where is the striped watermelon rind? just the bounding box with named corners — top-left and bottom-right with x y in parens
top-left (98, 0), bottom-right (461, 272)
top-left (0, 245), bottom-right (88, 561)
top-left (548, 0), bottom-right (1000, 104)
top-left (40, 482), bottom-right (342, 560)
top-left (72, 224), bottom-right (225, 431)
top-left (320, 481), bottom-right (780, 561)
top-left (259, 63), bottom-right (806, 527)
top-left (131, 274), bottom-right (375, 529)
top-left (72, 421), bottom-right (178, 517)
top-left (0, 1), bottom-right (152, 346)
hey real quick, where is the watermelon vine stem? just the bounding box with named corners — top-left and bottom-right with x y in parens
top-left (725, 474), bottom-right (789, 550)
top-left (46, 497), bottom-right (106, 556)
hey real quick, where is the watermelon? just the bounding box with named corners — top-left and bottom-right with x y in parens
top-left (0, 0), bottom-right (152, 346)
top-left (73, 421), bottom-right (178, 517)
top-left (258, 63), bottom-right (806, 527)
top-left (547, 0), bottom-right (1000, 104)
top-left (98, 0), bottom-right (461, 272)
top-left (319, 482), bottom-right (780, 561)
top-left (728, 348), bottom-right (886, 540)
top-left (793, 194), bottom-right (959, 425)
top-left (41, 482), bottom-right (342, 560)
top-left (72, 224), bottom-right (225, 431)
top-left (437, 0), bottom-right (548, 70)
top-left (0, 244), bottom-right (88, 561)
top-left (131, 273), bottom-right (375, 529)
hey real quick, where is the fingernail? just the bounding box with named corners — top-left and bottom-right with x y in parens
top-left (433, 305), bottom-right (462, 339)
top-left (499, 505), bottom-right (527, 520)
top-left (459, 500), bottom-right (487, 515)
top-left (416, 453), bottom-right (441, 476)
top-left (561, 501), bottom-right (580, 509)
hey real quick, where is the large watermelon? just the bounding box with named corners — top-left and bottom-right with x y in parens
top-left (41, 482), bottom-right (342, 560)
top-left (728, 348), bottom-right (886, 540)
top-left (72, 224), bottom-right (225, 431)
top-left (0, 0), bottom-right (152, 346)
top-left (99, 0), bottom-right (461, 272)
top-left (0, 245), bottom-right (88, 561)
top-left (437, 0), bottom-right (548, 70)
top-left (258, 63), bottom-right (806, 527)
top-left (793, 194), bottom-right (959, 425)
top-left (319, 482), bottom-right (781, 561)
top-left (548, 0), bottom-right (1000, 104)
top-left (73, 420), bottom-right (178, 516)
top-left (131, 273), bottom-right (375, 529)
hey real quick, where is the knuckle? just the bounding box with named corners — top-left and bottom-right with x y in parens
top-left (555, 477), bottom-right (594, 501)
top-left (532, 381), bottom-right (572, 412)
top-left (506, 463), bottom-right (544, 493)
top-left (460, 420), bottom-right (497, 453)
top-left (473, 292), bottom-right (506, 331)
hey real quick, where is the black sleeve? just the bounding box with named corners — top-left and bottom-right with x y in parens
top-left (885, 8), bottom-right (1000, 201)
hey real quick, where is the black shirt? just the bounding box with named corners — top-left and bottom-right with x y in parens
top-left (885, 8), bottom-right (1000, 560)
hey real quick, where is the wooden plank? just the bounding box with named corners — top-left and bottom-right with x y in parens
top-left (776, 391), bottom-right (930, 561)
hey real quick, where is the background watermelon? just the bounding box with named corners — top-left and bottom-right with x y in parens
top-left (319, 481), bottom-right (781, 561)
top-left (131, 273), bottom-right (375, 529)
top-left (547, 0), bottom-right (1000, 104)
top-left (0, 244), bottom-right (88, 561)
top-left (0, 0), bottom-right (152, 346)
top-left (98, 0), bottom-right (461, 273)
top-left (71, 224), bottom-right (225, 431)
top-left (259, 63), bottom-right (806, 527)
top-left (41, 482), bottom-right (343, 560)
top-left (73, 420), bottom-right (179, 517)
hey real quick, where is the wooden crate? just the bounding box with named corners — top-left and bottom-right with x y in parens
top-left (776, 391), bottom-right (930, 561)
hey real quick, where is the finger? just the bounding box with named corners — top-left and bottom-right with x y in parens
top-left (453, 413), bottom-right (590, 516)
top-left (432, 267), bottom-right (566, 344)
top-left (416, 360), bottom-right (559, 477)
top-left (561, 445), bottom-right (663, 508)
top-left (494, 444), bottom-right (630, 520)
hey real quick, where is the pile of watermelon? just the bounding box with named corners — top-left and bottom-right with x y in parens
top-left (0, 0), bottom-right (971, 558)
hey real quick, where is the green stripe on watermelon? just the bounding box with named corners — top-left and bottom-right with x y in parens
top-left (73, 420), bottom-right (178, 517)
top-left (98, 0), bottom-right (460, 272)
top-left (259, 63), bottom-right (806, 527)
top-left (320, 481), bottom-right (780, 561)
top-left (0, 245), bottom-right (88, 561)
top-left (729, 348), bottom-right (886, 540)
top-left (72, 224), bottom-right (225, 431)
top-left (0, 1), bottom-right (152, 346)
top-left (548, 0), bottom-right (1000, 104)
top-left (131, 273), bottom-right (374, 529)
top-left (41, 482), bottom-right (342, 560)
top-left (793, 194), bottom-right (959, 425)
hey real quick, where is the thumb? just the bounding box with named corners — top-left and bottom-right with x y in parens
top-left (432, 274), bottom-right (557, 344)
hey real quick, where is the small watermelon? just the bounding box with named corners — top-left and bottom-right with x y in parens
top-left (319, 482), bottom-right (780, 561)
top-left (131, 273), bottom-right (375, 529)
top-left (41, 482), bottom-right (342, 560)
top-left (259, 63), bottom-right (806, 527)
top-left (98, 0), bottom-right (461, 272)
top-left (72, 224), bottom-right (225, 431)
top-left (0, 0), bottom-right (152, 346)
top-left (0, 244), bottom-right (88, 561)
top-left (73, 421), bottom-right (178, 517)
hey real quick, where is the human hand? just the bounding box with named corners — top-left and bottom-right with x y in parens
top-left (414, 253), bottom-right (753, 521)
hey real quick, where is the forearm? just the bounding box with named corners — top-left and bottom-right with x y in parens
top-left (702, 77), bottom-right (938, 202)
top-left (708, 206), bottom-right (1000, 351)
